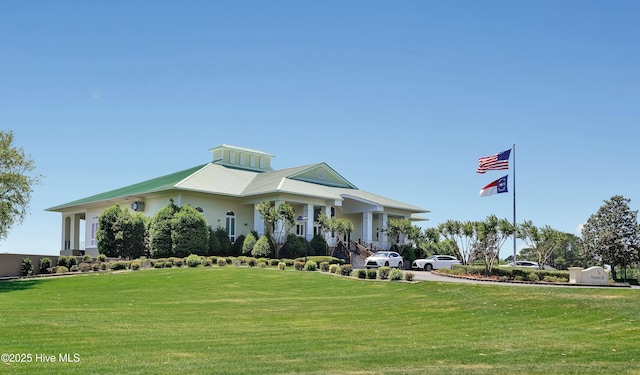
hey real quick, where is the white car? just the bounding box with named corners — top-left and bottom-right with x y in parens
top-left (412, 255), bottom-right (461, 271)
top-left (365, 251), bottom-right (403, 269)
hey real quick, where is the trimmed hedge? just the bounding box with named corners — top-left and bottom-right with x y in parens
top-left (441, 264), bottom-right (570, 282)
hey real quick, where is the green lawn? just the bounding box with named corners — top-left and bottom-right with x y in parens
top-left (0, 267), bottom-right (638, 374)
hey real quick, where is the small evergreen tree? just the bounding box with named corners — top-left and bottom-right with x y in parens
top-left (252, 236), bottom-right (272, 258)
top-left (171, 205), bottom-right (209, 257)
top-left (242, 232), bottom-right (257, 254)
top-left (149, 200), bottom-right (180, 258)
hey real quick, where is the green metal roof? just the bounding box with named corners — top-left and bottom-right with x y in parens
top-left (46, 164), bottom-right (209, 211)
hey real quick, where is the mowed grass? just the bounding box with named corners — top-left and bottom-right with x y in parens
top-left (0, 267), bottom-right (639, 375)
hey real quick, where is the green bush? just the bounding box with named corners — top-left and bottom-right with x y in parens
top-left (154, 261), bottom-right (165, 268)
top-left (356, 269), bottom-right (367, 279)
top-left (202, 257), bottom-right (212, 267)
top-left (304, 261), bottom-right (318, 271)
top-left (82, 255), bottom-right (93, 264)
top-left (79, 262), bottom-right (92, 272)
top-left (130, 260), bottom-right (141, 270)
top-left (294, 261), bottom-right (305, 271)
top-left (217, 258), bottom-right (226, 267)
top-left (405, 272), bottom-right (415, 282)
top-left (270, 259), bottom-right (280, 266)
top-left (258, 261), bottom-right (267, 268)
top-left (68, 256), bottom-right (78, 268)
top-left (527, 272), bottom-right (539, 282)
top-left (186, 254), bottom-right (202, 268)
top-left (340, 265), bottom-right (353, 277)
top-left (39, 257), bottom-right (51, 273)
top-left (70, 265), bottom-right (79, 272)
top-left (367, 269), bottom-right (377, 279)
top-left (20, 258), bottom-right (34, 276)
top-left (92, 263), bottom-right (100, 271)
top-left (100, 262), bottom-right (108, 271)
top-left (97, 254), bottom-right (107, 262)
top-left (329, 264), bottom-right (339, 274)
top-left (390, 268), bottom-right (403, 281)
top-left (278, 262), bottom-right (287, 270)
top-left (319, 262), bottom-right (330, 272)
top-left (296, 256), bottom-right (341, 265)
top-left (110, 261), bottom-right (128, 271)
top-left (56, 266), bottom-right (69, 274)
top-left (378, 266), bottom-right (391, 280)
top-left (57, 256), bottom-right (69, 268)
top-left (248, 258), bottom-right (258, 267)
top-left (281, 259), bottom-right (294, 266)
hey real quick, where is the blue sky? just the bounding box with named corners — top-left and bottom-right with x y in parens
top-left (2, 1), bottom-right (639, 257)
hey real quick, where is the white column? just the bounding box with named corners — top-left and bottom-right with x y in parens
top-left (304, 204), bottom-right (314, 242)
top-left (362, 211), bottom-right (373, 244)
top-left (379, 213), bottom-right (388, 247)
top-left (253, 204), bottom-right (265, 237)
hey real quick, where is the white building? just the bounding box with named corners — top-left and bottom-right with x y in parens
top-left (47, 144), bottom-right (428, 257)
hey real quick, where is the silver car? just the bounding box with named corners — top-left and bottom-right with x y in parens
top-left (412, 255), bottom-right (461, 271)
top-left (365, 251), bottom-right (404, 269)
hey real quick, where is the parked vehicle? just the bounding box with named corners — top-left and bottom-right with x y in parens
top-left (365, 251), bottom-right (403, 269)
top-left (412, 255), bottom-right (461, 271)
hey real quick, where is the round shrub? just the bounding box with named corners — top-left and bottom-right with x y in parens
top-left (319, 262), bottom-right (330, 272)
top-left (20, 258), bottom-right (34, 276)
top-left (92, 263), bottom-right (100, 271)
top-left (329, 264), bottom-right (339, 274)
top-left (57, 256), bottom-right (69, 268)
top-left (56, 266), bottom-right (69, 274)
top-left (367, 269), bottom-right (377, 279)
top-left (278, 262), bottom-right (287, 270)
top-left (258, 261), bottom-right (267, 268)
top-left (340, 265), bottom-right (353, 277)
top-left (100, 262), bottom-right (108, 271)
top-left (68, 256), bottom-right (78, 267)
top-left (97, 254), bottom-right (107, 262)
top-left (186, 254), bottom-right (202, 268)
top-left (294, 261), bottom-right (305, 271)
top-left (79, 262), bottom-right (92, 272)
top-left (356, 269), bottom-right (367, 279)
top-left (39, 257), bottom-right (51, 273)
top-left (70, 265), bottom-right (79, 272)
top-left (282, 259), bottom-right (295, 266)
top-left (130, 260), bottom-right (141, 270)
top-left (248, 258), bottom-right (258, 267)
top-left (154, 261), bottom-right (165, 268)
top-left (378, 266), bottom-right (391, 280)
top-left (527, 272), bottom-right (539, 282)
top-left (389, 268), bottom-right (403, 281)
top-left (110, 261), bottom-right (128, 271)
top-left (202, 257), bottom-right (212, 267)
top-left (304, 261), bottom-right (318, 272)
top-left (217, 258), bottom-right (226, 267)
top-left (270, 259), bottom-right (280, 266)
top-left (81, 255), bottom-right (93, 264)
top-left (405, 272), bottom-right (415, 282)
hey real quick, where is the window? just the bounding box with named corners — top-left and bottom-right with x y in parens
top-left (225, 211), bottom-right (236, 243)
top-left (296, 224), bottom-right (305, 237)
top-left (90, 222), bottom-right (98, 247)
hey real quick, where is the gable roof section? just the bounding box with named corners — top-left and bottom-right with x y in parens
top-left (288, 163), bottom-right (356, 189)
top-left (46, 164), bottom-right (209, 211)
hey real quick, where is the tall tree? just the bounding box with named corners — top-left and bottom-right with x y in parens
top-left (148, 200), bottom-right (180, 258)
top-left (317, 211), bottom-right (354, 246)
top-left (96, 205), bottom-right (123, 257)
top-left (97, 204), bottom-right (147, 259)
top-left (171, 205), bottom-right (209, 257)
top-left (438, 220), bottom-right (477, 264)
top-left (256, 201), bottom-right (296, 258)
top-left (518, 221), bottom-right (563, 268)
top-left (581, 195), bottom-right (640, 280)
top-left (474, 215), bottom-right (515, 275)
top-left (0, 131), bottom-right (42, 243)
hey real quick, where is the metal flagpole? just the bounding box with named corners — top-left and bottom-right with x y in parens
top-left (512, 144), bottom-right (517, 264)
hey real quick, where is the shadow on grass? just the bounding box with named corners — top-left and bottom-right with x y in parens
top-left (0, 278), bottom-right (44, 293)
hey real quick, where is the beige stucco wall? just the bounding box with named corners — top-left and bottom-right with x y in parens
top-left (0, 254), bottom-right (60, 278)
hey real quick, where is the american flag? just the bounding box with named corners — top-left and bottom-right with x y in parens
top-left (477, 149), bottom-right (511, 174)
